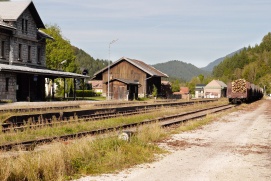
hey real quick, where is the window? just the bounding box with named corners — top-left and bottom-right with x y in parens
top-left (1, 41), bottom-right (4, 58)
top-left (27, 46), bottom-right (31, 62)
top-left (25, 19), bottom-right (28, 33)
top-left (21, 18), bottom-right (28, 34)
top-left (18, 44), bottom-right (22, 61)
top-left (37, 47), bottom-right (41, 64)
top-left (5, 78), bottom-right (9, 92)
top-left (22, 19), bottom-right (24, 32)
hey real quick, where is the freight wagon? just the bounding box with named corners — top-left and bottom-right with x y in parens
top-left (227, 79), bottom-right (263, 104)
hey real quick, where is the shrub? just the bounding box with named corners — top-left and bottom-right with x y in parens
top-left (75, 90), bottom-right (101, 97)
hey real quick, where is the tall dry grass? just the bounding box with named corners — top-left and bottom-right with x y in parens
top-left (0, 124), bottom-right (166, 181)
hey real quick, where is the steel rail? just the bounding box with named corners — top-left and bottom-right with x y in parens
top-left (0, 104), bottom-right (234, 151)
top-left (2, 99), bottom-right (217, 132)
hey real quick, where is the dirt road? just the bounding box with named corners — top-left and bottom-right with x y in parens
top-left (78, 100), bottom-right (271, 181)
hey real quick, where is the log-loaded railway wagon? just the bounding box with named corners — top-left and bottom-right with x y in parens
top-left (227, 79), bottom-right (263, 104)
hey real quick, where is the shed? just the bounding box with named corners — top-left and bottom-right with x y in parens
top-left (106, 78), bottom-right (139, 100)
top-left (204, 80), bottom-right (227, 98)
top-left (92, 57), bottom-right (168, 100)
top-left (161, 81), bottom-right (172, 98)
top-left (89, 80), bottom-right (103, 93)
top-left (180, 87), bottom-right (189, 99)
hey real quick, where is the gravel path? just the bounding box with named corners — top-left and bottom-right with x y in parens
top-left (77, 100), bottom-right (271, 181)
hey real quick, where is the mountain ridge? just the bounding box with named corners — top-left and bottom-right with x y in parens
top-left (152, 60), bottom-right (210, 82)
top-left (201, 48), bottom-right (244, 72)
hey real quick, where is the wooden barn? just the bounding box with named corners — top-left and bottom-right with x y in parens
top-left (92, 57), bottom-right (168, 100)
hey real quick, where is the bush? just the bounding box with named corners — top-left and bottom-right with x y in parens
top-left (75, 90), bottom-right (101, 97)
top-left (0, 99), bottom-right (13, 103)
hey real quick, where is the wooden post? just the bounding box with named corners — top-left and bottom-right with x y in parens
top-left (52, 78), bottom-right (55, 100)
top-left (73, 78), bottom-right (76, 100)
top-left (63, 78), bottom-right (66, 99)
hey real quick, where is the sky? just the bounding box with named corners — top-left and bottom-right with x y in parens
top-left (13, 0), bottom-right (271, 67)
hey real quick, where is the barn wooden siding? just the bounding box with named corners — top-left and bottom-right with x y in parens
top-left (102, 61), bottom-right (146, 96)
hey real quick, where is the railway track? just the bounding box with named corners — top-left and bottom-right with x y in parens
top-left (2, 99), bottom-right (217, 132)
top-left (0, 103), bottom-right (235, 151)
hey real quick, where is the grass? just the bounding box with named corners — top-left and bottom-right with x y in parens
top-left (0, 98), bottom-right (238, 181)
top-left (0, 98), bottom-right (244, 181)
top-left (0, 124), bottom-right (166, 181)
top-left (0, 107), bottom-right (237, 181)
top-left (0, 99), bottom-right (228, 145)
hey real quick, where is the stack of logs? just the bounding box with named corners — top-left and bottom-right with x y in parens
top-left (232, 79), bottom-right (247, 93)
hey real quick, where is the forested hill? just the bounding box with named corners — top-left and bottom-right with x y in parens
top-left (201, 48), bottom-right (243, 72)
top-left (153, 60), bottom-right (210, 82)
top-left (213, 32), bottom-right (271, 93)
top-left (72, 46), bottom-right (108, 78)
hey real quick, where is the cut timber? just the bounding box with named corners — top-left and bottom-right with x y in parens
top-left (232, 79), bottom-right (247, 93)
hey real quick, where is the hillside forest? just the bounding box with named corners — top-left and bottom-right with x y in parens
top-left (42, 24), bottom-right (271, 95)
top-left (213, 33), bottom-right (271, 94)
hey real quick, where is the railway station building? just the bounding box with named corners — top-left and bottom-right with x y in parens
top-left (0, 1), bottom-right (88, 102)
top-left (92, 57), bottom-right (168, 100)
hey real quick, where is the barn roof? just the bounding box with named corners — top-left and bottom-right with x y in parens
top-left (205, 80), bottom-right (227, 89)
top-left (93, 57), bottom-right (168, 78)
top-left (0, 1), bottom-right (45, 28)
top-left (106, 78), bottom-right (140, 85)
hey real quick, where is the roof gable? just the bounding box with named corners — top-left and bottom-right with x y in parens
top-left (0, 1), bottom-right (45, 28)
top-left (205, 80), bottom-right (227, 88)
top-left (93, 57), bottom-right (168, 78)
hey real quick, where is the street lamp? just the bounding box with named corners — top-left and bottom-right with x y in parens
top-left (108, 39), bottom-right (118, 100)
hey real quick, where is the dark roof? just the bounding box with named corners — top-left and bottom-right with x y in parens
top-left (0, 21), bottom-right (16, 30)
top-left (93, 57), bottom-right (168, 78)
top-left (37, 30), bottom-right (54, 40)
top-left (106, 78), bottom-right (140, 85)
top-left (0, 63), bottom-right (88, 79)
top-left (0, 1), bottom-right (45, 29)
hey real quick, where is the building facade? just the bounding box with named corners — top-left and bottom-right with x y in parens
top-left (195, 84), bottom-right (206, 98)
top-left (0, 1), bottom-right (87, 102)
top-left (204, 80), bottom-right (227, 98)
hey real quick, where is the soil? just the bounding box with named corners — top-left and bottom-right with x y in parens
top-left (77, 99), bottom-right (271, 181)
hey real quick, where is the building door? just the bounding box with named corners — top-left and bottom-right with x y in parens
top-left (16, 74), bottom-right (45, 101)
top-left (118, 86), bottom-right (125, 100)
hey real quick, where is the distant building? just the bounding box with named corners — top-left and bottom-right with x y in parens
top-left (0, 1), bottom-right (88, 102)
top-left (92, 57), bottom-right (168, 100)
top-left (161, 81), bottom-right (172, 98)
top-left (204, 80), bottom-right (227, 98)
top-left (195, 84), bottom-right (206, 98)
top-left (89, 80), bottom-right (103, 93)
top-left (180, 87), bottom-right (189, 99)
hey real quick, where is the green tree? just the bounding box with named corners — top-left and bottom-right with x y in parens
top-left (171, 80), bottom-right (180, 92)
top-left (198, 74), bottom-right (204, 83)
top-left (152, 85), bottom-right (158, 98)
top-left (42, 24), bottom-right (79, 97)
top-left (73, 47), bottom-right (108, 77)
top-left (186, 76), bottom-right (201, 95)
top-left (42, 24), bottom-right (78, 73)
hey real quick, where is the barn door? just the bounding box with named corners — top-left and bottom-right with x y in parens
top-left (118, 86), bottom-right (125, 100)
